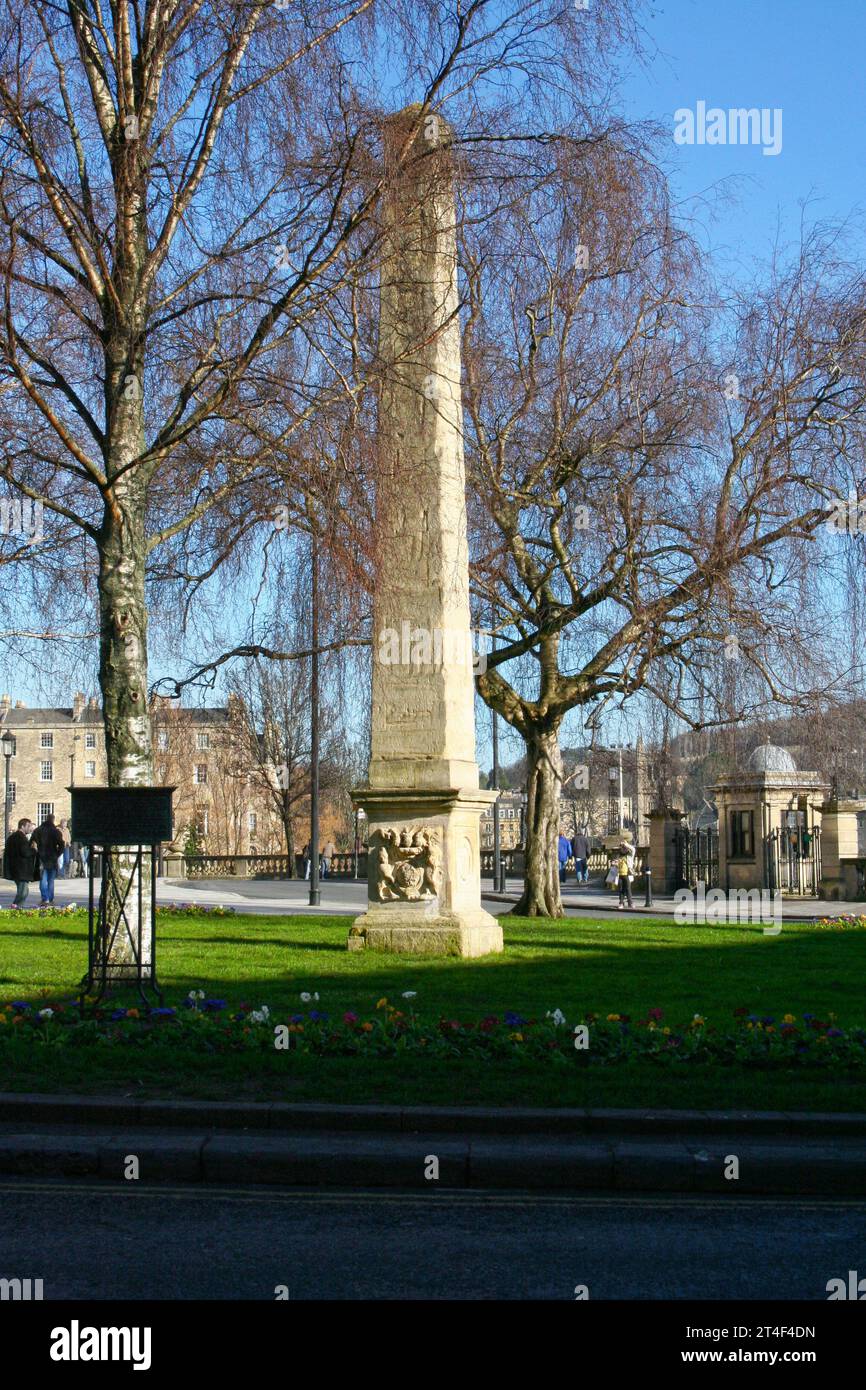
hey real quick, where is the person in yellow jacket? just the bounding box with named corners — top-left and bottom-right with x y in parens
top-left (615, 842), bottom-right (635, 910)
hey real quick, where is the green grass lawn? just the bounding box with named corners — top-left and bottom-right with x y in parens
top-left (2, 908), bottom-right (866, 1111)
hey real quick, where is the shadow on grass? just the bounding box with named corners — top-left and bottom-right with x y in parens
top-left (176, 935), bottom-right (346, 952)
top-left (0, 929), bottom-right (86, 942)
top-left (4, 914), bottom-right (866, 1109)
top-left (3, 913), bottom-right (866, 1021)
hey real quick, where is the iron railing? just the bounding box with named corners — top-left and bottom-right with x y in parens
top-left (674, 825), bottom-right (719, 890)
top-left (765, 825), bottom-right (822, 895)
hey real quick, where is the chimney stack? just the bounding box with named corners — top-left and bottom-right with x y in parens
top-left (72, 691), bottom-right (85, 721)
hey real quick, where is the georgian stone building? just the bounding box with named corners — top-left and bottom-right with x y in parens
top-left (0, 692), bottom-right (283, 855)
top-left (0, 691), bottom-right (353, 860)
top-left (480, 790), bottom-right (524, 851)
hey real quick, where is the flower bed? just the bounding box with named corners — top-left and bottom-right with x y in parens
top-left (0, 903), bottom-right (236, 917)
top-left (0, 904), bottom-right (83, 918)
top-left (1, 993), bottom-right (864, 1069)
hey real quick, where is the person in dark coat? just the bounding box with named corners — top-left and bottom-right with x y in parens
top-left (31, 814), bottom-right (64, 906)
top-left (4, 818), bottom-right (37, 908)
top-left (571, 829), bottom-right (590, 885)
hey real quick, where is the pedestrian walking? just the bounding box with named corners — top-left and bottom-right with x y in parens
top-left (4, 817), bottom-right (37, 909)
top-left (615, 841), bottom-right (636, 910)
top-left (557, 830), bottom-right (572, 885)
top-left (31, 814), bottom-right (64, 906)
top-left (302, 842), bottom-right (311, 880)
top-left (571, 828), bottom-right (590, 885)
top-left (58, 818), bottom-right (72, 877)
top-left (322, 840), bottom-right (336, 878)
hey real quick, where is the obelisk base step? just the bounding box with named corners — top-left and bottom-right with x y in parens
top-left (349, 907), bottom-right (503, 957)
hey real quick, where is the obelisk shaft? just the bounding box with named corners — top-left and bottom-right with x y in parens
top-left (369, 107), bottom-right (479, 793)
top-left (349, 106), bottom-right (502, 957)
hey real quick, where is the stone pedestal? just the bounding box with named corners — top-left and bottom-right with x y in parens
top-left (348, 105), bottom-right (502, 957)
top-left (349, 789), bottom-right (501, 956)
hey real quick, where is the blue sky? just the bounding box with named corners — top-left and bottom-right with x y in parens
top-left (504, 0), bottom-right (866, 764)
top-left (620, 0), bottom-right (866, 276)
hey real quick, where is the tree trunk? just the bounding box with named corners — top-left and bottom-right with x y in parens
top-left (514, 722), bottom-right (564, 917)
top-left (98, 485), bottom-right (152, 787)
top-left (97, 354), bottom-right (154, 979)
top-left (282, 802), bottom-right (296, 876)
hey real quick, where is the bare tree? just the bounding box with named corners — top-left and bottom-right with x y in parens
top-left (0, 0), bottom-right (639, 780)
top-left (225, 654), bottom-right (345, 867)
top-left (463, 164), bottom-right (866, 914)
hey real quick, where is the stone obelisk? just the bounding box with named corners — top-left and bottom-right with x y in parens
top-left (349, 106), bottom-right (503, 957)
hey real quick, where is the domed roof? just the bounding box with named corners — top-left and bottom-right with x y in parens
top-left (748, 740), bottom-right (797, 774)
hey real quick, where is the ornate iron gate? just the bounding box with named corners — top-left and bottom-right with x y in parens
top-left (674, 825), bottom-right (719, 890)
top-left (765, 824), bottom-right (822, 895)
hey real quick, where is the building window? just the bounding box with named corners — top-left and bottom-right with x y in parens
top-left (85, 732), bottom-right (96, 749)
top-left (157, 730), bottom-right (168, 751)
top-left (730, 809), bottom-right (754, 859)
top-left (37, 801), bottom-right (54, 822)
top-left (40, 731), bottom-right (53, 749)
top-left (85, 761), bottom-right (96, 778)
top-left (7, 782), bottom-right (15, 805)
top-left (40, 760), bottom-right (53, 782)
top-left (195, 809), bottom-right (209, 837)
top-left (196, 732), bottom-right (210, 751)
top-left (248, 811), bottom-right (257, 832)
top-left (194, 764), bottom-right (208, 784)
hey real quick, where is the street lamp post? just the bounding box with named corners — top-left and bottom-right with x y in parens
top-left (1, 730), bottom-right (13, 875)
top-left (608, 763), bottom-right (618, 835)
top-left (308, 524), bottom-right (321, 908)
top-left (491, 699), bottom-right (504, 894)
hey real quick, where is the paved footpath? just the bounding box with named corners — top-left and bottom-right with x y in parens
top-left (2, 1096), bottom-right (865, 1196)
top-left (31, 874), bottom-right (866, 921)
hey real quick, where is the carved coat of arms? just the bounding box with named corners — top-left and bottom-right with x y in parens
top-left (374, 826), bottom-right (442, 902)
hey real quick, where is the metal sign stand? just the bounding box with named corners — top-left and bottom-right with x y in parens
top-left (70, 785), bottom-right (175, 1016)
top-left (79, 842), bottom-right (164, 1012)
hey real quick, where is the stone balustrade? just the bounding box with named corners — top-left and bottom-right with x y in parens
top-left (173, 851), bottom-right (369, 881)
